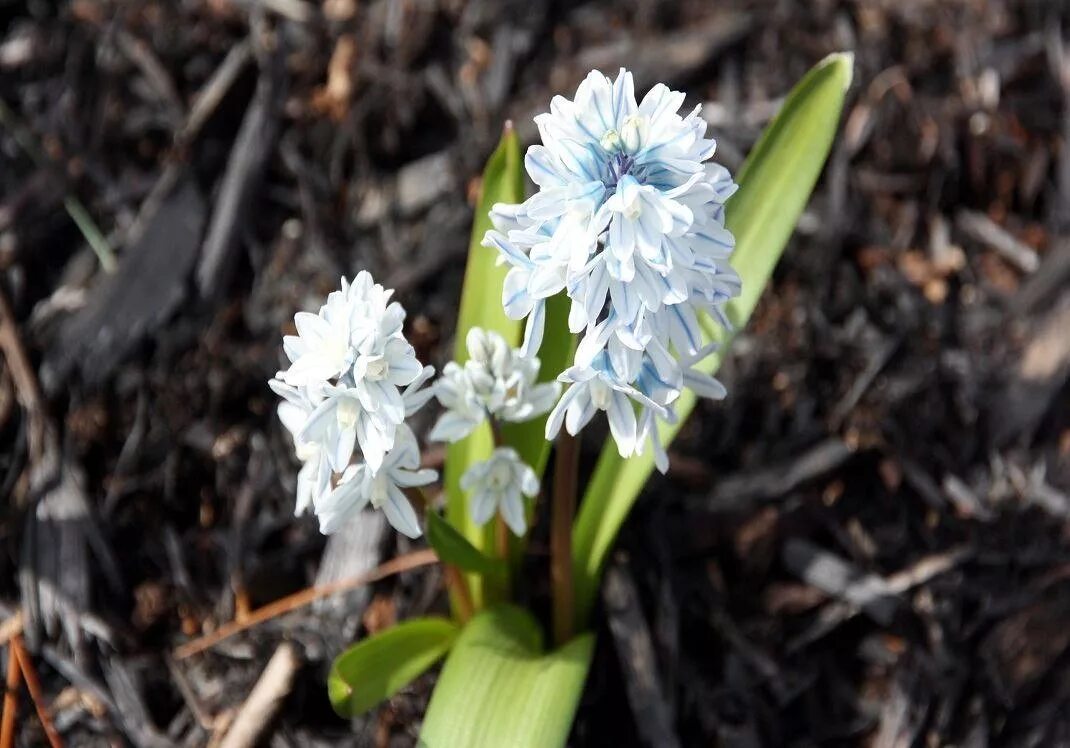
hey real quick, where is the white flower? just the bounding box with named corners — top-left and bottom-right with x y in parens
top-left (281, 288), bottom-right (357, 386)
top-left (271, 273), bottom-right (440, 533)
top-left (460, 447), bottom-right (539, 535)
top-left (314, 425), bottom-right (436, 537)
top-left (484, 68), bottom-right (739, 460)
top-left (430, 328), bottom-right (560, 443)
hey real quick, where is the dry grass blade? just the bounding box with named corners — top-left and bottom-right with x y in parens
top-left (0, 641), bottom-right (21, 748)
top-left (11, 636), bottom-right (62, 748)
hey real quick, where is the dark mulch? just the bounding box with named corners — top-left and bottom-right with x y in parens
top-left (2, 0), bottom-right (1069, 745)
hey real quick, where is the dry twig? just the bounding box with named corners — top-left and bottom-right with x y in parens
top-left (217, 643), bottom-right (299, 748)
top-left (173, 549), bottom-right (438, 659)
top-left (0, 642), bottom-right (21, 748)
top-left (11, 636), bottom-right (62, 748)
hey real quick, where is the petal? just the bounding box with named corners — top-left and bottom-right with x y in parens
top-left (683, 369), bottom-right (728, 400)
top-left (503, 267), bottom-right (536, 319)
top-left (520, 300), bottom-right (546, 359)
top-left (499, 490), bottom-right (527, 536)
top-left (468, 488), bottom-right (498, 527)
top-left (382, 484), bottom-right (423, 538)
top-left (317, 475), bottom-right (371, 534)
top-left (430, 411), bottom-right (480, 443)
top-left (293, 311), bottom-right (330, 344)
top-left (330, 423), bottom-right (356, 472)
top-left (606, 390), bottom-right (637, 457)
top-left (394, 467), bottom-right (438, 488)
top-left (519, 464), bottom-right (540, 497)
top-left (298, 397), bottom-right (337, 444)
top-left (545, 382), bottom-right (583, 440)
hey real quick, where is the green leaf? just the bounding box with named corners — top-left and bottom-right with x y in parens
top-left (427, 510), bottom-right (508, 579)
top-left (445, 124), bottom-right (526, 612)
top-left (572, 52), bottom-right (854, 627)
top-left (328, 618), bottom-right (459, 717)
top-left (420, 606), bottom-right (595, 747)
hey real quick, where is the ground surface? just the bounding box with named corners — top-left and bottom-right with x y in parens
top-left (2, 0), bottom-right (1070, 746)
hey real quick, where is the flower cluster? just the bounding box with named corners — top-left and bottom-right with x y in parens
top-left (484, 68), bottom-right (740, 470)
top-left (270, 273), bottom-right (437, 537)
top-left (430, 327), bottom-right (554, 532)
top-left (430, 327), bottom-right (560, 443)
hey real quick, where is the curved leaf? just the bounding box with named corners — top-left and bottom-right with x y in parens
top-left (420, 605), bottom-right (595, 748)
top-left (427, 510), bottom-right (507, 579)
top-left (328, 617), bottom-right (459, 717)
top-left (572, 52), bottom-right (855, 626)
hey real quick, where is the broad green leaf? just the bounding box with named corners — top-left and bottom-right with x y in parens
top-left (328, 617), bottom-right (459, 717)
top-left (572, 52), bottom-right (855, 627)
top-left (427, 510), bottom-right (508, 579)
top-left (420, 605), bottom-right (595, 747)
top-left (445, 124), bottom-right (526, 612)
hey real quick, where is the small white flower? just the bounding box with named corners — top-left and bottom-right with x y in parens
top-left (430, 328), bottom-right (560, 443)
top-left (281, 288), bottom-right (357, 386)
top-left (460, 447), bottom-right (539, 535)
top-left (315, 425), bottom-right (436, 537)
top-left (298, 384), bottom-right (395, 472)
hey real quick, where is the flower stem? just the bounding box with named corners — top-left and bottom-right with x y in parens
top-left (443, 565), bottom-right (474, 623)
top-left (551, 431), bottom-right (579, 646)
top-left (495, 515), bottom-right (510, 560)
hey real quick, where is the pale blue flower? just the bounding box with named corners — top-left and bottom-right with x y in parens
top-left (460, 447), bottom-right (539, 535)
top-left (315, 425), bottom-right (436, 537)
top-left (484, 68), bottom-right (739, 464)
top-left (430, 328), bottom-right (559, 443)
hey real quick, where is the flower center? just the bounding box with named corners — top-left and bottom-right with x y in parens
top-left (590, 379), bottom-right (612, 410)
top-left (364, 356), bottom-right (389, 380)
top-left (336, 397), bottom-right (361, 429)
top-left (369, 471), bottom-right (390, 508)
top-left (487, 460), bottom-right (513, 490)
top-left (605, 152), bottom-right (637, 192)
top-left (599, 129), bottom-right (622, 152)
top-left (620, 114), bottom-right (646, 153)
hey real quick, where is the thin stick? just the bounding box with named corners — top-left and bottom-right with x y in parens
top-left (0, 288), bottom-right (49, 466)
top-left (443, 566), bottom-right (474, 623)
top-left (11, 636), bottom-right (62, 748)
top-left (551, 432), bottom-right (580, 646)
top-left (218, 643), bottom-right (299, 748)
top-left (0, 642), bottom-right (21, 748)
top-left (173, 549), bottom-right (438, 659)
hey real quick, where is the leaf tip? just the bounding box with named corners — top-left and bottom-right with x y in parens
top-left (327, 671), bottom-right (355, 716)
top-left (820, 51), bottom-right (855, 91)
